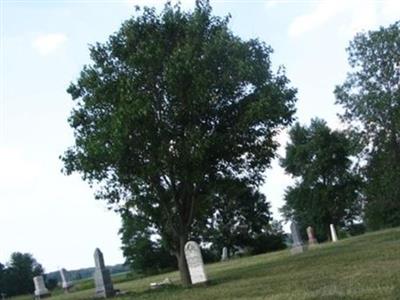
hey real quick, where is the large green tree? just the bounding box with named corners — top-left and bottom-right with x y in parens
top-left (62, 1), bottom-right (296, 285)
top-left (280, 119), bottom-right (362, 241)
top-left (335, 21), bottom-right (400, 230)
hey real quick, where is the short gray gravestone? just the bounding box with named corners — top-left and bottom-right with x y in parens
top-left (290, 222), bottom-right (306, 254)
top-left (221, 247), bottom-right (228, 261)
top-left (33, 275), bottom-right (50, 299)
top-left (59, 268), bottom-right (73, 292)
top-left (330, 224), bottom-right (338, 242)
top-left (306, 226), bottom-right (318, 246)
top-left (184, 241), bottom-right (207, 284)
top-left (93, 248), bottom-right (115, 298)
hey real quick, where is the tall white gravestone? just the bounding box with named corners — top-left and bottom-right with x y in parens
top-left (184, 241), bottom-right (207, 284)
top-left (330, 224), bottom-right (338, 242)
top-left (290, 222), bottom-right (306, 254)
top-left (94, 248), bottom-right (115, 298)
top-left (221, 247), bottom-right (228, 261)
top-left (59, 268), bottom-right (73, 291)
top-left (33, 275), bottom-right (50, 299)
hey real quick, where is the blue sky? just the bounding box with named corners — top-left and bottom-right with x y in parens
top-left (1, 0), bottom-right (399, 272)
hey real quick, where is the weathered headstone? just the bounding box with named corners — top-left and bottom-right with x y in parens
top-left (330, 224), bottom-right (338, 242)
top-left (290, 222), bottom-right (306, 254)
top-left (184, 241), bottom-right (207, 284)
top-left (33, 275), bottom-right (50, 299)
top-left (221, 247), bottom-right (228, 261)
top-left (94, 248), bottom-right (115, 298)
top-left (59, 268), bottom-right (73, 292)
top-left (306, 226), bottom-right (318, 246)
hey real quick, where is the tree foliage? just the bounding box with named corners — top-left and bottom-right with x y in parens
top-left (119, 209), bottom-right (176, 274)
top-left (280, 119), bottom-right (362, 241)
top-left (61, 0), bottom-right (296, 285)
top-left (198, 178), bottom-right (285, 257)
top-left (335, 21), bottom-right (400, 230)
top-left (0, 253), bottom-right (44, 297)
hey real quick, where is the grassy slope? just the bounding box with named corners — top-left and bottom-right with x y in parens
top-left (13, 227), bottom-right (400, 300)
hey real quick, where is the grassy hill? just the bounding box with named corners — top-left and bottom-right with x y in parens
top-left (13, 227), bottom-right (400, 300)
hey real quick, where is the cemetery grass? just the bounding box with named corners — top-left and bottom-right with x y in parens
top-left (14, 227), bottom-right (400, 300)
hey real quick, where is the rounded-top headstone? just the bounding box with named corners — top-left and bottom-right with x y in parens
top-left (184, 241), bottom-right (207, 284)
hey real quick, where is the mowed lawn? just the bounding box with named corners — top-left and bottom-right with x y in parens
top-left (13, 227), bottom-right (400, 300)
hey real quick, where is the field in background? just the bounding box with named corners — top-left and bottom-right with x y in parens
top-left (12, 228), bottom-right (400, 300)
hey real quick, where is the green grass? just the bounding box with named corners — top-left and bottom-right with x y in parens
top-left (13, 227), bottom-right (400, 299)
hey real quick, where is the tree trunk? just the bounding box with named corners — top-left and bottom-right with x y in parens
top-left (176, 236), bottom-right (192, 287)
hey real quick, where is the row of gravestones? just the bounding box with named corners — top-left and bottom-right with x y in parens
top-left (32, 248), bottom-right (114, 299)
top-left (32, 224), bottom-right (339, 298)
top-left (290, 222), bottom-right (339, 254)
top-left (32, 243), bottom-right (208, 299)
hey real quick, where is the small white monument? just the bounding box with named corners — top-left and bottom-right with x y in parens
top-left (306, 226), bottom-right (318, 246)
top-left (184, 241), bottom-right (207, 284)
top-left (330, 224), bottom-right (338, 242)
top-left (33, 275), bottom-right (50, 299)
top-left (221, 247), bottom-right (228, 261)
top-left (59, 268), bottom-right (73, 292)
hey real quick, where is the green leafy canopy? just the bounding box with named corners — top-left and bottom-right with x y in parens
top-left (61, 0), bottom-right (296, 284)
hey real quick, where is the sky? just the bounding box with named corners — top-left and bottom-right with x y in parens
top-left (1, 0), bottom-right (399, 273)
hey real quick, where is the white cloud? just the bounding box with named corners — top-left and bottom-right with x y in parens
top-left (288, 0), bottom-right (349, 38)
top-left (288, 0), bottom-right (400, 39)
top-left (32, 33), bottom-right (67, 56)
top-left (289, 0), bottom-right (384, 38)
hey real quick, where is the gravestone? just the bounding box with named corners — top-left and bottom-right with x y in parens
top-left (330, 224), bottom-right (338, 242)
top-left (33, 275), bottom-right (50, 299)
top-left (290, 222), bottom-right (306, 254)
top-left (221, 247), bottom-right (228, 261)
top-left (59, 268), bottom-right (73, 292)
top-left (93, 248), bottom-right (115, 298)
top-left (184, 241), bottom-right (207, 284)
top-left (306, 226), bottom-right (318, 246)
